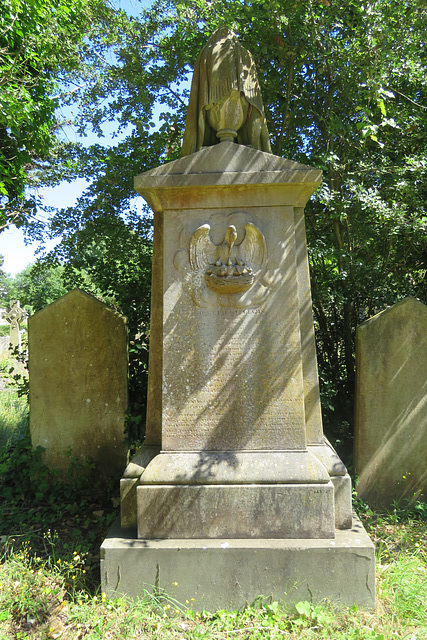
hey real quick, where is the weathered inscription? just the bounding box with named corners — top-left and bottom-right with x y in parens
top-left (163, 245), bottom-right (306, 452)
top-left (215, 308), bottom-right (262, 316)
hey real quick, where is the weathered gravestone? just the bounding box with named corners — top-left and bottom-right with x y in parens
top-left (101, 28), bottom-right (375, 611)
top-left (0, 336), bottom-right (10, 356)
top-left (3, 300), bottom-right (27, 352)
top-left (29, 289), bottom-right (128, 477)
top-left (355, 297), bottom-right (427, 508)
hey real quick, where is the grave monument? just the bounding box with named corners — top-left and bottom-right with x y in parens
top-left (355, 298), bottom-right (427, 508)
top-left (29, 289), bottom-right (128, 477)
top-left (3, 300), bottom-right (27, 352)
top-left (101, 28), bottom-right (375, 609)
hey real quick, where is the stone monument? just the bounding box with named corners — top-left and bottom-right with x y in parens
top-left (29, 289), bottom-right (128, 477)
top-left (355, 297), bottom-right (427, 508)
top-left (3, 300), bottom-right (27, 352)
top-left (101, 28), bottom-right (374, 610)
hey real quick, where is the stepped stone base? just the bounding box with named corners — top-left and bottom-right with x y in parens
top-left (120, 445), bottom-right (354, 532)
top-left (137, 483), bottom-right (335, 539)
top-left (101, 516), bottom-right (375, 612)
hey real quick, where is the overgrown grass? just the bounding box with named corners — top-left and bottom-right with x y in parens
top-left (0, 408), bottom-right (426, 639)
top-left (0, 545), bottom-right (426, 639)
top-left (0, 389), bottom-right (28, 450)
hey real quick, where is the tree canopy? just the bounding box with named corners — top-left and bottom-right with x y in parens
top-left (8, 0), bottom-right (427, 451)
top-left (0, 0), bottom-right (118, 229)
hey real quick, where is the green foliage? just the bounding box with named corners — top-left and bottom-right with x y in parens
top-left (0, 340), bottom-right (29, 401)
top-left (354, 488), bottom-right (427, 527)
top-left (293, 600), bottom-right (335, 629)
top-left (0, 0), bottom-right (118, 228)
top-left (7, 262), bottom-right (68, 313)
top-left (0, 424), bottom-right (119, 588)
top-left (0, 389), bottom-right (28, 450)
top-left (0, 255), bottom-right (13, 302)
top-left (17, 0), bottom-right (427, 449)
top-left (0, 556), bottom-right (53, 627)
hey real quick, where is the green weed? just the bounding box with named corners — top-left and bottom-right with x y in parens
top-left (0, 389), bottom-right (28, 449)
top-left (0, 420), bottom-right (426, 639)
top-left (0, 424), bottom-right (119, 597)
top-left (1, 538), bottom-right (426, 639)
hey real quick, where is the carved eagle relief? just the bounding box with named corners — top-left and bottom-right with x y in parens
top-left (189, 223), bottom-right (267, 294)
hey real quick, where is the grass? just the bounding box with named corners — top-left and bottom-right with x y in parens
top-left (0, 544), bottom-right (426, 639)
top-left (0, 393), bottom-right (426, 639)
top-left (0, 388), bottom-right (29, 450)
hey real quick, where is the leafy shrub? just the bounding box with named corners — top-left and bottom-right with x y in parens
top-left (0, 425), bottom-right (119, 590)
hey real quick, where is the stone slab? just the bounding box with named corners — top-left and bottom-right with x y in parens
top-left (29, 289), bottom-right (128, 477)
top-left (101, 515), bottom-right (375, 611)
top-left (354, 298), bottom-right (427, 507)
top-left (308, 442), bottom-right (347, 476)
top-left (139, 450), bottom-right (330, 484)
top-left (120, 446), bottom-right (161, 528)
top-left (294, 206), bottom-right (324, 446)
top-left (135, 141), bottom-right (322, 195)
top-left (136, 143), bottom-right (323, 460)
top-left (331, 475), bottom-right (353, 529)
top-left (121, 448), bottom-right (352, 531)
top-left (161, 205), bottom-right (307, 453)
top-left (137, 483), bottom-right (335, 539)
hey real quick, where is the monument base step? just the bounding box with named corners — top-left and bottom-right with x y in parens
top-left (137, 482), bottom-right (335, 539)
top-left (100, 515), bottom-right (375, 611)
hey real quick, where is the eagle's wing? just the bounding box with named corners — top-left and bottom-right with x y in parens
top-left (239, 223), bottom-right (267, 270)
top-left (189, 224), bottom-right (214, 270)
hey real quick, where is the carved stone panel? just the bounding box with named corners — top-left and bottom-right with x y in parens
top-left (163, 205), bottom-right (306, 452)
top-left (173, 211), bottom-right (281, 309)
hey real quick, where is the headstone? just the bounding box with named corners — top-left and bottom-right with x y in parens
top-left (355, 298), bottom-right (427, 508)
top-left (3, 300), bottom-right (27, 352)
top-left (0, 335), bottom-right (10, 356)
top-left (102, 29), bottom-right (375, 611)
top-left (29, 289), bottom-right (128, 477)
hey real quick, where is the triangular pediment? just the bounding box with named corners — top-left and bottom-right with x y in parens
top-left (135, 141), bottom-right (321, 193)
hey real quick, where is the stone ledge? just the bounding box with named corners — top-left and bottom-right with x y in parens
top-left (139, 450), bottom-right (331, 484)
top-left (135, 141), bottom-right (321, 182)
top-left (137, 483), bottom-right (335, 539)
top-left (101, 515), bottom-right (375, 611)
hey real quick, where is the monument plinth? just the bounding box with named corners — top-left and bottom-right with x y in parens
top-left (102, 143), bottom-right (374, 608)
top-left (101, 28), bottom-right (374, 610)
top-left (133, 143), bottom-right (334, 540)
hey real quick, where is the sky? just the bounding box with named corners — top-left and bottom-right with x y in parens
top-left (0, 227), bottom-right (43, 278)
top-left (0, 0), bottom-right (151, 278)
top-left (0, 180), bottom-right (89, 277)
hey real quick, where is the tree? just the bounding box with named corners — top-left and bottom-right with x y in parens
top-left (0, 0), bottom-right (118, 229)
top-left (0, 256), bottom-right (13, 305)
top-left (7, 262), bottom-right (67, 313)
top-left (26, 0), bottom-right (427, 450)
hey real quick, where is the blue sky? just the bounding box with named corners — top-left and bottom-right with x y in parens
top-left (0, 179), bottom-right (89, 277)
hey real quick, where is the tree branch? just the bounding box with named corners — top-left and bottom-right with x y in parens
top-left (391, 87), bottom-right (427, 110)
